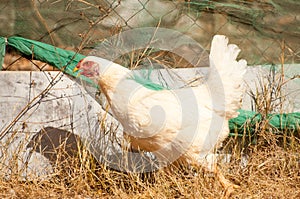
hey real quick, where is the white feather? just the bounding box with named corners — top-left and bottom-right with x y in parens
top-left (79, 35), bottom-right (247, 168)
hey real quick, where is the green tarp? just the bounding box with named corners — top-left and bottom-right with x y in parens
top-left (0, 36), bottom-right (299, 136)
top-left (0, 36), bottom-right (95, 86)
top-left (229, 110), bottom-right (300, 136)
top-left (0, 37), bottom-right (6, 68)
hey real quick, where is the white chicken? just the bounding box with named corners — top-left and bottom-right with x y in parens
top-left (74, 35), bottom-right (247, 194)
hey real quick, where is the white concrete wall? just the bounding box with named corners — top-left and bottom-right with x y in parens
top-left (0, 71), bottom-right (121, 180)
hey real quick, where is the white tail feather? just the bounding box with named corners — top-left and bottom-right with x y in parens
top-left (208, 35), bottom-right (247, 118)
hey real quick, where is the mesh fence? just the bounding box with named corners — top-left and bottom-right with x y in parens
top-left (0, 0), bottom-right (299, 66)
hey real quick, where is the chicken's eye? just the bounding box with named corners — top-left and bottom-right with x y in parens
top-left (93, 66), bottom-right (99, 75)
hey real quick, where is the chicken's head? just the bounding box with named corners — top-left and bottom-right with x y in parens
top-left (74, 56), bottom-right (130, 89)
top-left (74, 57), bottom-right (100, 78)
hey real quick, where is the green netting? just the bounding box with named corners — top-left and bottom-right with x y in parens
top-left (186, 0), bottom-right (300, 39)
top-left (0, 0), bottom-right (299, 65)
top-left (0, 36), bottom-right (96, 86)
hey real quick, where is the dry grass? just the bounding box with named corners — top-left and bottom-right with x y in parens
top-left (0, 127), bottom-right (299, 199)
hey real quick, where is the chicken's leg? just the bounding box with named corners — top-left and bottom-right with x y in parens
top-left (214, 163), bottom-right (239, 198)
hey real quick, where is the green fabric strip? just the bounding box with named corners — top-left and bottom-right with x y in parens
top-left (5, 36), bottom-right (95, 86)
top-left (229, 109), bottom-right (300, 136)
top-left (0, 37), bottom-right (6, 70)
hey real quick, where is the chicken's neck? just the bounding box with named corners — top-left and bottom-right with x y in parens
top-left (97, 67), bottom-right (130, 104)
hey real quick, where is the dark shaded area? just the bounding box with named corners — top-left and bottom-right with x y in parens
top-left (26, 126), bottom-right (84, 166)
top-left (188, 0), bottom-right (300, 39)
top-left (26, 127), bottom-right (159, 174)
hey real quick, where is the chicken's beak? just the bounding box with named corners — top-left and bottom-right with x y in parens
top-left (73, 66), bottom-right (81, 77)
top-left (73, 66), bottom-right (79, 72)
